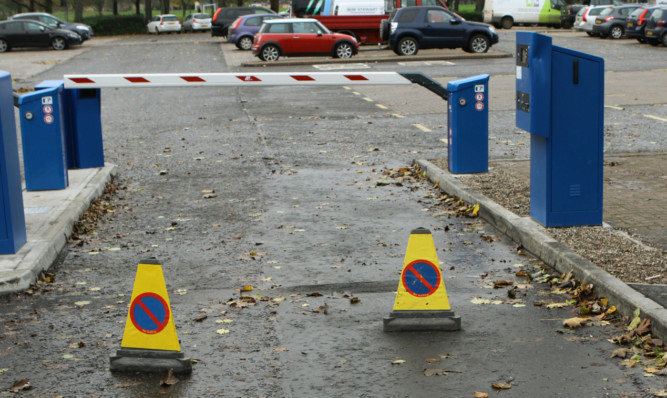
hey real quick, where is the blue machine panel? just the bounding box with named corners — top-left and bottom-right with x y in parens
top-left (447, 74), bottom-right (490, 174)
top-left (516, 32), bottom-right (604, 227)
top-left (0, 71), bottom-right (27, 254)
top-left (18, 85), bottom-right (69, 191)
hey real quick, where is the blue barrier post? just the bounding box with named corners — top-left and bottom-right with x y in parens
top-left (35, 81), bottom-right (105, 169)
top-left (0, 71), bottom-right (27, 254)
top-left (446, 74), bottom-right (490, 174)
top-left (17, 84), bottom-right (69, 191)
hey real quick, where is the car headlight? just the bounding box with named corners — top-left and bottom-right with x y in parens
top-left (69, 32), bottom-right (80, 39)
top-left (76, 25), bottom-right (90, 32)
top-left (488, 25), bottom-right (496, 34)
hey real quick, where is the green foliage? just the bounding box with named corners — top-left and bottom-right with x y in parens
top-left (83, 14), bottom-right (147, 35)
top-left (457, 9), bottom-right (483, 22)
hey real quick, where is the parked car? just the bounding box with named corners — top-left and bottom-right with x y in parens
top-left (560, 0), bottom-right (623, 30)
top-left (573, 5), bottom-right (607, 36)
top-left (592, 4), bottom-right (643, 39)
top-left (147, 14), bottom-right (182, 34)
top-left (626, 6), bottom-right (659, 43)
top-left (0, 20), bottom-right (82, 52)
top-left (182, 13), bottom-right (212, 32)
top-left (644, 6), bottom-right (667, 46)
top-left (10, 12), bottom-right (93, 40)
top-left (388, 6), bottom-right (498, 55)
top-left (251, 18), bottom-right (358, 61)
top-left (211, 6), bottom-right (276, 37)
top-left (228, 13), bottom-right (283, 50)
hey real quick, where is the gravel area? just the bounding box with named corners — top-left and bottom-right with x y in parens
top-left (430, 159), bottom-right (665, 285)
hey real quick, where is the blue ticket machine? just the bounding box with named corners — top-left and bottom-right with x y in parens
top-left (0, 71), bottom-right (27, 254)
top-left (447, 74), bottom-right (490, 174)
top-left (35, 81), bottom-right (104, 169)
top-left (18, 85), bottom-right (69, 191)
top-left (516, 32), bottom-right (604, 227)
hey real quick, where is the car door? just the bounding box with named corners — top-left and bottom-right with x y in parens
top-left (290, 21), bottom-right (326, 54)
top-left (23, 21), bottom-right (51, 47)
top-left (1, 21), bottom-right (28, 47)
top-left (421, 8), bottom-right (464, 48)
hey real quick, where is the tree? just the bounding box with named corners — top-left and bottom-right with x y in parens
top-left (475, 0), bottom-right (484, 12)
top-left (270, 0), bottom-right (278, 12)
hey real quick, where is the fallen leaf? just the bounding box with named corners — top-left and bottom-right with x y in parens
top-left (241, 285), bottom-right (253, 292)
top-left (474, 393), bottom-right (489, 398)
top-left (174, 289), bottom-right (187, 295)
top-left (160, 369), bottom-right (179, 386)
top-left (193, 315), bottom-right (207, 322)
top-left (619, 359), bottom-right (637, 368)
top-left (493, 280), bottom-right (513, 288)
top-left (424, 368), bottom-right (462, 376)
top-left (74, 301), bottom-right (91, 308)
top-left (391, 359), bottom-right (406, 365)
top-left (216, 328), bottom-right (230, 335)
top-left (546, 302), bottom-right (571, 309)
top-left (492, 382), bottom-right (512, 390)
top-left (563, 317), bottom-right (587, 328)
top-left (350, 297), bottom-right (360, 304)
top-left (273, 347), bottom-right (289, 352)
top-left (627, 308), bottom-right (641, 331)
top-left (425, 358), bottom-right (441, 363)
top-left (11, 379), bottom-right (31, 393)
top-left (611, 348), bottom-right (633, 359)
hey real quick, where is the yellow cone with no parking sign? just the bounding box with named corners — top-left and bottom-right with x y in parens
top-left (383, 227), bottom-right (461, 332)
top-left (109, 258), bottom-right (192, 374)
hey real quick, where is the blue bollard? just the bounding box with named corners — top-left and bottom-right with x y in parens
top-left (0, 71), bottom-right (27, 254)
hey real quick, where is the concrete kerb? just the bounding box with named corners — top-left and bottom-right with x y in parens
top-left (415, 159), bottom-right (667, 342)
top-left (0, 164), bottom-right (117, 295)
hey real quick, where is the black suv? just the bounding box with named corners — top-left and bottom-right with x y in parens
top-left (388, 6), bottom-right (499, 55)
top-left (10, 12), bottom-right (93, 40)
top-left (211, 6), bottom-right (275, 37)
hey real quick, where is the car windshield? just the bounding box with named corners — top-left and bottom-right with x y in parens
top-left (193, 13), bottom-right (210, 19)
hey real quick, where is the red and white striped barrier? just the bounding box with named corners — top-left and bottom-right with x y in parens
top-left (63, 72), bottom-right (414, 89)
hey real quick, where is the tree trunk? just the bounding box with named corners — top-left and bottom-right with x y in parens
top-left (45, 0), bottom-right (53, 13)
top-left (146, 0), bottom-right (152, 21)
top-left (74, 0), bottom-right (84, 21)
top-left (135, 0), bottom-right (141, 14)
top-left (475, 0), bottom-right (484, 12)
top-left (113, 0), bottom-right (119, 15)
top-left (270, 0), bottom-right (279, 13)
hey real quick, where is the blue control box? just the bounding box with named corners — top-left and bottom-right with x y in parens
top-left (516, 32), bottom-right (604, 227)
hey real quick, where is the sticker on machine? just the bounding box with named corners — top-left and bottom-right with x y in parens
top-left (474, 84), bottom-right (485, 93)
top-left (41, 96), bottom-right (53, 105)
top-left (516, 66), bottom-right (522, 80)
top-left (475, 102), bottom-right (484, 111)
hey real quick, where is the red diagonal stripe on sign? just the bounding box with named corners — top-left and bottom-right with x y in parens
top-left (236, 75), bottom-right (261, 82)
top-left (344, 75), bottom-right (368, 81)
top-left (291, 75), bottom-right (315, 81)
top-left (137, 299), bottom-right (166, 328)
top-left (407, 265), bottom-right (434, 291)
top-left (68, 77), bottom-right (95, 84)
top-left (125, 77), bottom-right (150, 83)
top-left (181, 76), bottom-right (206, 82)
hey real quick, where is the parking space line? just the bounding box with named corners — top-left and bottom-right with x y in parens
top-left (605, 105), bottom-right (624, 110)
top-left (644, 114), bottom-right (667, 122)
top-left (413, 124), bottom-right (431, 132)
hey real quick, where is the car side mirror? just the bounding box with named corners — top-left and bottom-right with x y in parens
top-left (317, 30), bottom-right (323, 36)
top-left (450, 18), bottom-right (462, 24)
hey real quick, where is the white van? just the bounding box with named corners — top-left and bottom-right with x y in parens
top-left (483, 0), bottom-right (567, 29)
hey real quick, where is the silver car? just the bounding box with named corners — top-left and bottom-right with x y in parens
top-left (182, 13), bottom-right (212, 32)
top-left (574, 5), bottom-right (607, 36)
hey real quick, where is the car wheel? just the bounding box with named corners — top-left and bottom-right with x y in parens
top-left (334, 41), bottom-right (354, 58)
top-left (662, 33), bottom-right (667, 47)
top-left (238, 36), bottom-right (254, 51)
top-left (0, 39), bottom-right (9, 53)
top-left (380, 19), bottom-right (390, 41)
top-left (637, 37), bottom-right (646, 44)
top-left (586, 32), bottom-right (595, 37)
top-left (610, 25), bottom-right (623, 39)
top-left (467, 34), bottom-right (490, 53)
top-left (156, 28), bottom-right (160, 35)
top-left (260, 45), bottom-right (280, 61)
top-left (599, 33), bottom-right (607, 38)
top-left (397, 37), bottom-right (418, 56)
top-left (561, 20), bottom-right (572, 29)
top-left (51, 37), bottom-right (67, 51)
top-left (501, 16), bottom-right (513, 29)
